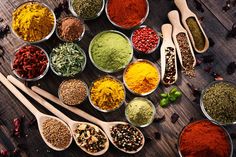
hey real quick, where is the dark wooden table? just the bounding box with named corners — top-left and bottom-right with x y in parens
top-left (0, 0), bottom-right (235, 156)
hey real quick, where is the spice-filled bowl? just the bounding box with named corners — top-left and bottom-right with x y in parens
top-left (131, 25), bottom-right (161, 54)
top-left (69, 0), bottom-right (105, 20)
top-left (11, 1), bottom-right (56, 44)
top-left (123, 59), bottom-right (160, 96)
top-left (178, 120), bottom-right (233, 157)
top-left (11, 45), bottom-right (49, 81)
top-left (89, 30), bottom-right (133, 73)
top-left (200, 81), bottom-right (236, 125)
top-left (105, 0), bottom-right (149, 30)
top-left (89, 75), bottom-right (126, 112)
top-left (125, 97), bottom-right (156, 127)
top-left (50, 43), bottom-right (87, 77)
top-left (56, 16), bottom-right (85, 42)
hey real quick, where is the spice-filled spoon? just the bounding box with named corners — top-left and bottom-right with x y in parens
top-left (7, 75), bottom-right (109, 156)
top-left (0, 73), bottom-right (73, 151)
top-left (174, 0), bottom-right (209, 53)
top-left (31, 86), bottom-right (145, 154)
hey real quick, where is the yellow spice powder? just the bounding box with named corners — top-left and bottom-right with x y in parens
top-left (90, 76), bottom-right (125, 111)
top-left (124, 61), bottom-right (159, 94)
top-left (12, 2), bottom-right (54, 42)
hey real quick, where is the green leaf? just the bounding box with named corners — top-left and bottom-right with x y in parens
top-left (170, 87), bottom-right (177, 94)
top-left (160, 93), bottom-right (168, 98)
top-left (174, 91), bottom-right (182, 98)
top-left (160, 98), bottom-right (170, 107)
top-left (169, 95), bottom-right (177, 102)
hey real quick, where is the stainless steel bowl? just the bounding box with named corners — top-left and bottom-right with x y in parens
top-left (123, 59), bottom-right (161, 96)
top-left (200, 80), bottom-right (236, 125)
top-left (105, 0), bottom-right (149, 30)
top-left (178, 119), bottom-right (233, 157)
top-left (88, 30), bottom-right (133, 73)
top-left (11, 1), bottom-right (56, 44)
top-left (11, 45), bottom-right (50, 81)
top-left (88, 75), bottom-right (126, 112)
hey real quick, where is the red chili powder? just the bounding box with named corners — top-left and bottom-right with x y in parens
top-left (107, 0), bottom-right (147, 29)
top-left (179, 120), bottom-right (231, 157)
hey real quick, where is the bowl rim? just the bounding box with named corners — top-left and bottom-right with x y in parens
top-left (88, 30), bottom-right (133, 73)
top-left (200, 80), bottom-right (236, 126)
top-left (11, 1), bottom-right (56, 44)
top-left (105, 0), bottom-right (149, 30)
top-left (88, 75), bottom-right (126, 112)
top-left (11, 45), bottom-right (50, 81)
top-left (55, 16), bottom-right (86, 42)
top-left (177, 119), bottom-right (234, 157)
top-left (68, 0), bottom-right (105, 20)
top-left (50, 43), bottom-right (87, 77)
top-left (125, 97), bottom-right (156, 127)
top-left (123, 59), bottom-right (161, 96)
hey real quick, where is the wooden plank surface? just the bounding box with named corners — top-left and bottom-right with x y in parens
top-left (0, 0), bottom-right (235, 157)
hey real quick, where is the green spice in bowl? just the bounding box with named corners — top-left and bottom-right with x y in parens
top-left (125, 97), bottom-right (156, 127)
top-left (89, 30), bottom-right (133, 73)
top-left (50, 43), bottom-right (86, 77)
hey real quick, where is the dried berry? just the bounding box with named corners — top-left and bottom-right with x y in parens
top-left (196, 58), bottom-right (202, 66)
top-left (0, 25), bottom-right (10, 39)
top-left (153, 115), bottom-right (165, 123)
top-left (154, 132), bottom-right (161, 140)
top-left (227, 62), bottom-right (236, 75)
top-left (0, 150), bottom-right (8, 156)
top-left (171, 113), bottom-right (179, 123)
top-left (145, 136), bottom-right (153, 143)
top-left (193, 0), bottom-right (204, 12)
top-left (222, 0), bottom-right (231, 12)
top-left (187, 83), bottom-right (201, 103)
top-left (212, 72), bottom-right (224, 81)
top-left (12, 118), bottom-right (22, 137)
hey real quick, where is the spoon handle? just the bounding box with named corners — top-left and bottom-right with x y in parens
top-left (168, 10), bottom-right (185, 32)
top-left (7, 75), bottom-right (72, 125)
top-left (174, 0), bottom-right (192, 16)
top-left (31, 86), bottom-right (105, 126)
top-left (0, 73), bottom-right (41, 117)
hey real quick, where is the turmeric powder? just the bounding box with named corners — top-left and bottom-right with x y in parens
top-left (124, 60), bottom-right (160, 94)
top-left (90, 76), bottom-right (125, 111)
top-left (12, 2), bottom-right (55, 42)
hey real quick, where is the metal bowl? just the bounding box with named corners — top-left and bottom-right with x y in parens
top-left (125, 97), bottom-right (156, 127)
top-left (105, 0), bottom-right (149, 30)
top-left (123, 59), bottom-right (161, 96)
top-left (69, 0), bottom-right (105, 20)
top-left (11, 1), bottom-right (56, 44)
top-left (131, 25), bottom-right (161, 54)
top-left (200, 80), bottom-right (236, 125)
top-left (11, 45), bottom-right (50, 81)
top-left (56, 16), bottom-right (86, 42)
top-left (88, 75), bottom-right (126, 112)
top-left (178, 119), bottom-right (233, 157)
top-left (88, 30), bottom-right (133, 73)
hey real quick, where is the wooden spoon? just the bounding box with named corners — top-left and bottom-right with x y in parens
top-left (31, 86), bottom-right (145, 154)
top-left (7, 75), bottom-right (109, 156)
top-left (174, 0), bottom-right (209, 53)
top-left (0, 73), bottom-right (73, 151)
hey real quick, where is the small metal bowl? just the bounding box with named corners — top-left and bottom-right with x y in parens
top-left (123, 59), bottom-right (161, 96)
top-left (11, 1), bottom-right (56, 44)
top-left (50, 43), bottom-right (87, 77)
top-left (69, 0), bottom-right (105, 20)
top-left (125, 97), bottom-right (156, 127)
top-left (200, 80), bottom-right (236, 125)
top-left (131, 25), bottom-right (161, 54)
top-left (105, 0), bottom-right (149, 30)
top-left (11, 45), bottom-right (50, 81)
top-left (178, 119), bottom-right (233, 157)
top-left (56, 16), bottom-right (86, 42)
top-left (88, 75), bottom-right (126, 112)
top-left (88, 30), bottom-right (133, 73)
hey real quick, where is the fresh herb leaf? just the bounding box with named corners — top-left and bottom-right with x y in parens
top-left (160, 98), bottom-right (170, 107)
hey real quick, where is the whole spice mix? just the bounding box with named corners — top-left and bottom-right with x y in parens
top-left (72, 0), bottom-right (103, 19)
top-left (202, 82), bottom-right (236, 124)
top-left (107, 0), bottom-right (147, 29)
top-left (179, 120), bottom-right (231, 157)
top-left (132, 26), bottom-right (159, 53)
top-left (125, 98), bottom-right (155, 127)
top-left (74, 124), bottom-right (107, 153)
top-left (51, 43), bottom-right (86, 77)
top-left (163, 47), bottom-right (176, 85)
top-left (59, 79), bottom-right (87, 106)
top-left (12, 2), bottom-right (55, 42)
top-left (57, 17), bottom-right (84, 42)
top-left (42, 118), bottom-right (71, 149)
top-left (111, 124), bottom-right (143, 151)
top-left (12, 45), bottom-right (48, 79)
top-left (90, 76), bottom-right (125, 111)
top-left (124, 60), bottom-right (159, 95)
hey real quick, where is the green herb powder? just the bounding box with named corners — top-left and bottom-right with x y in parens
top-left (203, 82), bottom-right (236, 124)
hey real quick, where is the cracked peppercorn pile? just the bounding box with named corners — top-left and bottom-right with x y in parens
top-left (163, 47), bottom-right (176, 85)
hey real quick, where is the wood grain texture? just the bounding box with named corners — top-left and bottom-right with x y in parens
top-left (0, 0), bottom-right (235, 156)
